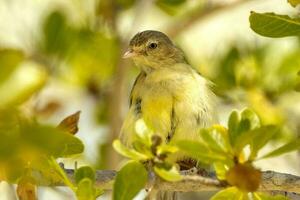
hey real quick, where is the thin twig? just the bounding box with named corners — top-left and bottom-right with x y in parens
top-left (165, 0), bottom-right (256, 38)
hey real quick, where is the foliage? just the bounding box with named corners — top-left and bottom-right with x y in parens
top-left (0, 0), bottom-right (300, 199)
top-left (113, 161), bottom-right (147, 200)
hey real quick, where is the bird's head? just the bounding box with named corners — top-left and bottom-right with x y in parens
top-left (123, 30), bottom-right (186, 72)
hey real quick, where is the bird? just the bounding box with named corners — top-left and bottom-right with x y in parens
top-left (120, 30), bottom-right (217, 199)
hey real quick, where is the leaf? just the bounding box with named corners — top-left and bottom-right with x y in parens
top-left (228, 110), bottom-right (240, 146)
top-left (156, 144), bottom-right (178, 155)
top-left (75, 166), bottom-right (95, 184)
top-left (176, 140), bottom-right (227, 164)
top-left (113, 140), bottom-right (150, 161)
top-left (201, 127), bottom-right (231, 155)
top-left (288, 0), bottom-right (300, 7)
top-left (211, 187), bottom-right (244, 200)
top-left (17, 176), bottom-right (37, 200)
top-left (113, 161), bottom-right (147, 200)
top-left (22, 124), bottom-right (84, 157)
top-left (254, 193), bottom-right (289, 200)
top-left (155, 0), bottom-right (186, 15)
top-left (234, 125), bottom-right (278, 158)
top-left (154, 165), bottom-right (182, 182)
top-left (0, 62), bottom-right (47, 107)
top-left (76, 178), bottom-right (100, 200)
top-left (213, 163), bottom-right (229, 180)
top-left (261, 139), bottom-right (300, 159)
top-left (0, 49), bottom-right (24, 84)
top-left (249, 12), bottom-right (300, 38)
top-left (58, 111), bottom-right (81, 135)
top-left (249, 126), bottom-right (279, 159)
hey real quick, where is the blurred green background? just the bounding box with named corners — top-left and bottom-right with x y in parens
top-left (0, 0), bottom-right (300, 199)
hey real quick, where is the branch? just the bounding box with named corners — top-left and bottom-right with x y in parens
top-left (165, 0), bottom-right (257, 38)
top-left (33, 168), bottom-right (300, 195)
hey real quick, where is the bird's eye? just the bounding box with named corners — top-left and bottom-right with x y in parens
top-left (148, 43), bottom-right (158, 49)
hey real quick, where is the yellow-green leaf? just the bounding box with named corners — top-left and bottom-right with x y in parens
top-left (113, 161), bottom-right (147, 200)
top-left (176, 140), bottom-right (227, 164)
top-left (254, 192), bottom-right (289, 200)
top-left (211, 187), bottom-right (244, 200)
top-left (261, 139), bottom-right (300, 159)
top-left (250, 12), bottom-right (300, 38)
top-left (76, 178), bottom-right (98, 200)
top-left (113, 140), bottom-right (149, 161)
top-left (154, 165), bottom-right (182, 182)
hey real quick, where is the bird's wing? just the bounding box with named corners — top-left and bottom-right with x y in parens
top-left (129, 72), bottom-right (146, 107)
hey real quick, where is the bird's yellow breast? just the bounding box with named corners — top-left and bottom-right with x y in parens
top-left (120, 63), bottom-right (216, 147)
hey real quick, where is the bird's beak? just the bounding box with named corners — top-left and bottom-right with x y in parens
top-left (123, 49), bottom-right (137, 59)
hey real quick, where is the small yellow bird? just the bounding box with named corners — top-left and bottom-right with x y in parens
top-left (120, 30), bottom-right (217, 161)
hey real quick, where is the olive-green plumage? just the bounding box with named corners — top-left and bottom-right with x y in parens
top-left (120, 30), bottom-right (217, 160)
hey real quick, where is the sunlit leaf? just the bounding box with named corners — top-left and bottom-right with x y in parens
top-left (156, 144), bottom-right (178, 155)
top-left (211, 187), bottom-right (244, 200)
top-left (0, 62), bottom-right (47, 107)
top-left (234, 125), bottom-right (278, 158)
top-left (76, 178), bottom-right (100, 200)
top-left (213, 162), bottom-right (229, 180)
top-left (200, 127), bottom-right (231, 155)
top-left (0, 49), bottom-right (24, 84)
top-left (250, 12), bottom-right (300, 38)
top-left (254, 192), bottom-right (289, 200)
top-left (154, 165), bottom-right (182, 182)
top-left (249, 125), bottom-right (278, 159)
top-left (58, 111), bottom-right (81, 135)
top-left (261, 139), bottom-right (300, 159)
top-left (113, 161), bottom-right (147, 200)
top-left (113, 140), bottom-right (150, 161)
top-left (176, 140), bottom-right (227, 164)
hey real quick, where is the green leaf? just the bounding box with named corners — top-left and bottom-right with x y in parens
top-left (176, 140), bottom-right (227, 164)
top-left (0, 49), bottom-right (24, 84)
top-left (42, 10), bottom-right (75, 56)
top-left (156, 0), bottom-right (186, 15)
top-left (234, 125), bottom-right (278, 158)
top-left (213, 163), bottom-right (229, 180)
top-left (254, 192), bottom-right (289, 200)
top-left (288, 0), bottom-right (300, 7)
top-left (154, 165), bottom-right (182, 182)
top-left (113, 140), bottom-right (150, 161)
top-left (76, 178), bottom-right (99, 200)
top-left (156, 144), bottom-right (178, 155)
top-left (249, 12), bottom-right (300, 38)
top-left (211, 187), bottom-right (244, 200)
top-left (22, 124), bottom-right (84, 157)
top-left (200, 125), bottom-right (231, 155)
top-left (228, 109), bottom-right (261, 152)
top-left (228, 110), bottom-right (240, 146)
top-left (113, 161), bottom-right (147, 200)
top-left (0, 62), bottom-right (47, 107)
top-left (75, 166), bottom-right (95, 184)
top-left (261, 139), bottom-right (300, 159)
top-left (249, 126), bottom-right (278, 159)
